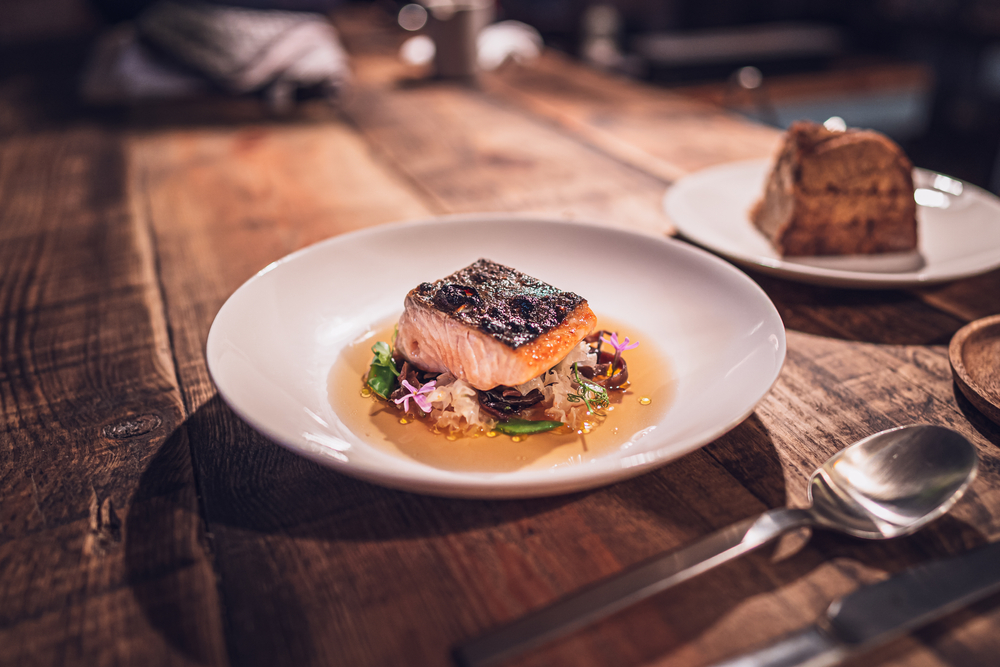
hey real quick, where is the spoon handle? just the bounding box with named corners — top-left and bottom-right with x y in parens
top-left (453, 507), bottom-right (814, 667)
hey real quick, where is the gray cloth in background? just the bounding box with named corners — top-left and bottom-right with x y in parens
top-left (81, 0), bottom-right (350, 110)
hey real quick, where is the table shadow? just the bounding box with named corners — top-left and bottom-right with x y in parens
top-left (747, 270), bottom-right (966, 346)
top-left (125, 396), bottom-right (990, 666)
top-left (673, 236), bottom-right (971, 346)
top-left (501, 414), bottom-right (799, 665)
top-left (954, 384), bottom-right (1000, 449)
top-left (122, 400), bottom-right (783, 663)
top-left (124, 395), bottom-right (587, 662)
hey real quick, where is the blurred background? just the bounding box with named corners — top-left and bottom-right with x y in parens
top-left (4, 0), bottom-right (1000, 193)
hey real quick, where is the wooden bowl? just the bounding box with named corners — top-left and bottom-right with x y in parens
top-left (950, 314), bottom-right (1000, 427)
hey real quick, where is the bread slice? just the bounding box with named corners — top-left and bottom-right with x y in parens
top-left (750, 121), bottom-right (917, 256)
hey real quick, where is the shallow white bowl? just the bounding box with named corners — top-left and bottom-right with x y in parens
top-left (206, 215), bottom-right (786, 498)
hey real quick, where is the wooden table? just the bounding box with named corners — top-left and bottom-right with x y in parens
top-left (4, 6), bottom-right (1000, 667)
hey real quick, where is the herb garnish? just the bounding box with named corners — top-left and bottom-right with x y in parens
top-left (367, 341), bottom-right (400, 399)
top-left (567, 363), bottom-right (610, 414)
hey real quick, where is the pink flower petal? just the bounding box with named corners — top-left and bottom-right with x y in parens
top-left (602, 333), bottom-right (640, 353)
top-left (394, 378), bottom-right (436, 414)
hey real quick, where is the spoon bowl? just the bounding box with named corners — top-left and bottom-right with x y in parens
top-left (809, 424), bottom-right (979, 539)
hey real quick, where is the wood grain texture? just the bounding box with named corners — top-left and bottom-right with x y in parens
top-left (333, 14), bottom-right (673, 236)
top-left (5, 5), bottom-right (1000, 667)
top-left (129, 118), bottom-right (445, 665)
top-left (483, 50), bottom-right (783, 181)
top-left (0, 127), bottom-right (226, 666)
top-left (917, 270), bottom-right (1000, 322)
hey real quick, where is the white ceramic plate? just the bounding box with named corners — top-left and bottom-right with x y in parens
top-left (664, 158), bottom-right (1000, 288)
top-left (206, 215), bottom-right (785, 498)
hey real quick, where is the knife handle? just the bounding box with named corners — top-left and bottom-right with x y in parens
top-left (453, 507), bottom-right (814, 667)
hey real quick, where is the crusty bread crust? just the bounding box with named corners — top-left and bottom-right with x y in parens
top-left (750, 121), bottom-right (917, 256)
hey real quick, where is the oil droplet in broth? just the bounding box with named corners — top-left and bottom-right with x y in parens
top-left (640, 397), bottom-right (651, 405)
top-left (360, 387), bottom-right (372, 398)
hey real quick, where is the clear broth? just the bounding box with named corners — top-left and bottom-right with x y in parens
top-left (328, 316), bottom-right (674, 473)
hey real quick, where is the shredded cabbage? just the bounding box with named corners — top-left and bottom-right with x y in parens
top-left (423, 342), bottom-right (599, 435)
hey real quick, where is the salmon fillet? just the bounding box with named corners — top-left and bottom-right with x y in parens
top-left (396, 259), bottom-right (597, 391)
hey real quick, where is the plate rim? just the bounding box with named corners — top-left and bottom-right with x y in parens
top-left (664, 157), bottom-right (1000, 288)
top-left (206, 213), bottom-right (787, 498)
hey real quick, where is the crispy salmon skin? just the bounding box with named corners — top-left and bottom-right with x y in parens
top-left (396, 259), bottom-right (597, 390)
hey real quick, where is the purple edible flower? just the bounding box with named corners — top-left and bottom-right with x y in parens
top-left (602, 332), bottom-right (639, 353)
top-left (394, 379), bottom-right (437, 414)
top-left (601, 332), bottom-right (639, 375)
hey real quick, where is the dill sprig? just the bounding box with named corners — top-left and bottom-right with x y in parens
top-left (567, 363), bottom-right (610, 414)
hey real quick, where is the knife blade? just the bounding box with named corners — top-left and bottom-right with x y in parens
top-left (712, 539), bottom-right (1000, 667)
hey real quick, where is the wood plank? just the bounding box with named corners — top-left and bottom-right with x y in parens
top-left (341, 78), bottom-right (672, 234)
top-left (0, 127), bottom-right (227, 666)
top-left (483, 50), bottom-right (782, 181)
top-left (675, 61), bottom-right (934, 107)
top-left (915, 270), bottom-right (1000, 323)
top-left (331, 13), bottom-right (672, 236)
top-left (128, 119), bottom-right (456, 665)
top-left (746, 273), bottom-right (967, 346)
top-left (334, 5), bottom-right (780, 188)
top-left (128, 120), bottom-right (432, 409)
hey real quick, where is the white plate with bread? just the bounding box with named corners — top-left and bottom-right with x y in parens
top-left (664, 123), bottom-right (1000, 288)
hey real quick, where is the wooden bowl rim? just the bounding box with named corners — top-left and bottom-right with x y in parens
top-left (949, 313), bottom-right (1000, 426)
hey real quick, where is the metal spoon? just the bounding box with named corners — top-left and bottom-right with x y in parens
top-left (453, 424), bottom-right (979, 667)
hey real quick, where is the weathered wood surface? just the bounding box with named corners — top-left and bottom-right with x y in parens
top-left (0, 127), bottom-right (227, 665)
top-left (3, 5), bottom-right (1000, 667)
